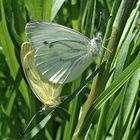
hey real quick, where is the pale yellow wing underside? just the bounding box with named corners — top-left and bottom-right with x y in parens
top-left (21, 42), bottom-right (63, 107)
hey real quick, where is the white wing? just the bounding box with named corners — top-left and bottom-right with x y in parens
top-left (26, 22), bottom-right (98, 84)
top-left (26, 21), bottom-right (90, 47)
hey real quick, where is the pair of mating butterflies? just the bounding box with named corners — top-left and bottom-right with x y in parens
top-left (21, 22), bottom-right (102, 108)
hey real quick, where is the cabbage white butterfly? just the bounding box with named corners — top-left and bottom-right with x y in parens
top-left (25, 22), bottom-right (102, 84)
top-left (21, 42), bottom-right (63, 108)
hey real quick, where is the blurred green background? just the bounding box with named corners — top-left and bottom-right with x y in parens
top-left (0, 0), bottom-right (140, 140)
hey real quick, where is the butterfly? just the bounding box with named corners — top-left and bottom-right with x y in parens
top-left (21, 42), bottom-right (63, 108)
top-left (25, 21), bottom-right (102, 84)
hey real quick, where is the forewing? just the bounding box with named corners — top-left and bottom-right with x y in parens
top-left (25, 22), bottom-right (94, 84)
top-left (26, 21), bottom-right (90, 49)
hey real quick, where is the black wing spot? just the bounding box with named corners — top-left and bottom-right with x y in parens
top-left (43, 41), bottom-right (53, 48)
top-left (43, 41), bottom-right (49, 44)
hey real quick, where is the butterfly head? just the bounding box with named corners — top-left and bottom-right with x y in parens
top-left (90, 33), bottom-right (102, 56)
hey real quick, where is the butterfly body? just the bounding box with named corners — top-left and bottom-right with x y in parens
top-left (25, 22), bottom-right (102, 84)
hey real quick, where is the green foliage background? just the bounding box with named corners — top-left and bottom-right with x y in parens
top-left (0, 0), bottom-right (140, 140)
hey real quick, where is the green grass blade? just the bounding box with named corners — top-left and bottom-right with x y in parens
top-left (0, 0), bottom-right (30, 108)
top-left (22, 111), bottom-right (53, 140)
top-left (114, 67), bottom-right (140, 140)
top-left (51, 0), bottom-right (65, 21)
top-left (77, 53), bottom-right (140, 137)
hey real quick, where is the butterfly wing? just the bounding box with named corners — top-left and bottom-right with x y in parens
top-left (34, 40), bottom-right (96, 83)
top-left (21, 42), bottom-right (63, 106)
top-left (26, 21), bottom-right (90, 47)
top-left (26, 22), bottom-right (97, 84)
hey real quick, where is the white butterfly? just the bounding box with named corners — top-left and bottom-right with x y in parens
top-left (25, 22), bottom-right (102, 84)
top-left (21, 42), bottom-right (63, 108)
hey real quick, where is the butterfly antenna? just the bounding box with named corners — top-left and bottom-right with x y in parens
top-left (97, 12), bottom-right (102, 32)
top-left (20, 109), bottom-right (42, 136)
